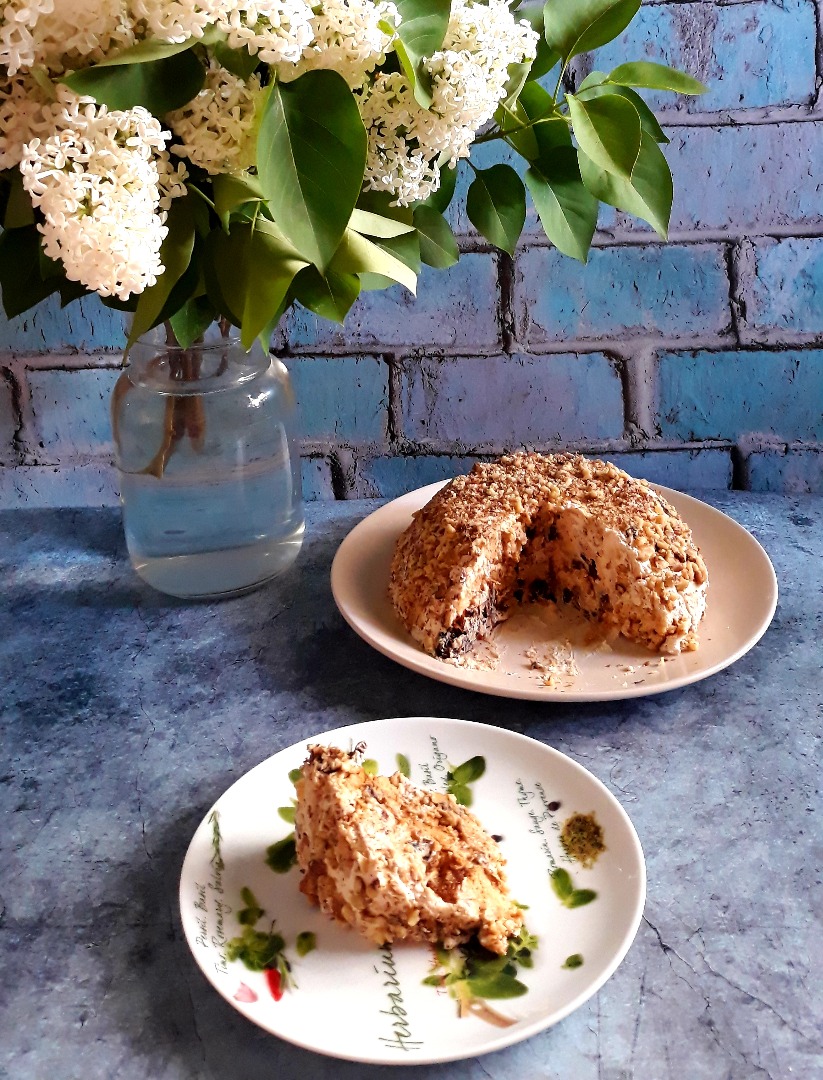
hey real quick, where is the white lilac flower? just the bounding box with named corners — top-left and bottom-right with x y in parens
top-left (19, 89), bottom-right (187, 300)
top-left (280, 0), bottom-right (399, 90)
top-left (213, 0), bottom-right (314, 65)
top-left (0, 72), bottom-right (56, 168)
top-left (422, 0), bottom-right (538, 165)
top-left (358, 73), bottom-right (441, 204)
top-left (359, 0), bottom-right (537, 204)
top-left (130, 0), bottom-right (214, 43)
top-left (17, 0), bottom-right (135, 73)
top-left (0, 0), bottom-right (54, 75)
top-left (167, 60), bottom-right (261, 175)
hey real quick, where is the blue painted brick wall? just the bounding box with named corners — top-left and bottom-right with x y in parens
top-left (2, 0), bottom-right (823, 503)
top-left (396, 353), bottom-right (625, 447)
top-left (593, 0), bottom-right (818, 113)
top-left (515, 245), bottom-right (731, 345)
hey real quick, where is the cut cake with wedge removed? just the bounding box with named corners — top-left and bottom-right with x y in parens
top-left (389, 452), bottom-right (709, 658)
top-left (294, 744), bottom-right (523, 955)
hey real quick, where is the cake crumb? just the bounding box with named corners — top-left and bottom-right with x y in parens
top-left (525, 641), bottom-right (579, 686)
top-left (445, 638), bottom-right (501, 672)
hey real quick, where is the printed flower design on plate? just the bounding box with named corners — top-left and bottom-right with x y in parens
top-left (423, 927), bottom-right (539, 1026)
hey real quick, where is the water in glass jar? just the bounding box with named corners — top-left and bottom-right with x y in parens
top-left (114, 347), bottom-right (304, 599)
top-left (119, 457), bottom-right (305, 598)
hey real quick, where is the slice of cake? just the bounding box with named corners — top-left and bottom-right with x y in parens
top-left (389, 452), bottom-right (708, 658)
top-left (294, 744), bottom-right (523, 955)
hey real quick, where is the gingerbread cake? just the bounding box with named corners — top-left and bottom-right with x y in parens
top-left (294, 744), bottom-right (523, 955)
top-left (389, 452), bottom-right (708, 658)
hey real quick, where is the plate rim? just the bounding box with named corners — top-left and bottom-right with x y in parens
top-left (178, 715), bottom-right (647, 1065)
top-left (330, 480), bottom-right (779, 702)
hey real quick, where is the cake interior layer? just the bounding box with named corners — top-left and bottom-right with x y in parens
top-left (438, 504), bottom-right (696, 656)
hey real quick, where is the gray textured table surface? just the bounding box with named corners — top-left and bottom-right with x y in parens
top-left (1, 495), bottom-right (821, 1080)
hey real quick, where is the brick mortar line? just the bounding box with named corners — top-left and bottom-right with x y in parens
top-left (0, 354), bottom-right (125, 369)
top-left (654, 106), bottom-right (823, 127)
top-left (638, 0), bottom-right (795, 6)
top-left (21, 437), bottom-right (823, 459)
top-left (0, 365), bottom-right (24, 466)
top-left (454, 224), bottom-right (823, 254)
top-left (12, 334), bottom-right (823, 366)
top-left (385, 353), bottom-right (401, 445)
top-left (814, 0), bottom-right (823, 109)
top-left (590, 224), bottom-right (823, 246)
top-left (9, 441), bottom-right (822, 479)
top-left (299, 438), bottom-right (823, 456)
top-left (498, 252), bottom-right (516, 353)
top-left (620, 348), bottom-right (661, 443)
top-left (725, 241), bottom-right (744, 345)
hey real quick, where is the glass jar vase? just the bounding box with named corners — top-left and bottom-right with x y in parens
top-left (111, 323), bottom-right (304, 599)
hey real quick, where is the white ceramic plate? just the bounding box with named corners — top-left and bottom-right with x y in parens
top-left (330, 482), bottom-right (778, 701)
top-left (179, 716), bottom-right (645, 1065)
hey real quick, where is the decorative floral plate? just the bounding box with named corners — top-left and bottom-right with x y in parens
top-left (179, 716), bottom-right (646, 1065)
top-left (330, 482), bottom-right (778, 701)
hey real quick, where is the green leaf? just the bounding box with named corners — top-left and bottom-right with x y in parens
top-left (525, 149), bottom-right (597, 263)
top-left (413, 205), bottom-right (459, 268)
top-left (496, 99), bottom-right (539, 160)
top-left (212, 173), bottom-right (265, 232)
top-left (212, 39), bottom-right (261, 80)
top-left (61, 49), bottom-right (205, 113)
top-left (126, 195), bottom-right (196, 348)
top-left (579, 77), bottom-right (669, 144)
top-left (210, 219), bottom-right (307, 348)
top-left (362, 759), bottom-right (379, 775)
top-left (566, 91), bottom-right (641, 179)
top-left (80, 36), bottom-right (204, 66)
top-left (291, 265), bottom-right (361, 323)
top-left (501, 59), bottom-right (533, 110)
top-left (450, 756), bottom-right (486, 784)
top-left (356, 190), bottom-right (415, 226)
top-left (550, 867), bottom-right (574, 901)
top-left (296, 931), bottom-right (317, 957)
top-left (500, 82), bottom-right (569, 162)
top-left (578, 130), bottom-right (672, 237)
top-left (465, 164), bottom-right (526, 257)
top-left (544, 0), bottom-right (641, 63)
top-left (376, 229), bottom-right (422, 273)
top-left (563, 953), bottom-right (584, 969)
top-left (392, 0), bottom-right (452, 107)
top-left (396, 754), bottom-right (411, 778)
top-left (568, 888), bottom-right (598, 908)
top-left (278, 805), bottom-right (296, 824)
top-left (0, 225), bottom-right (62, 318)
top-left (237, 887), bottom-right (265, 926)
top-left (257, 71), bottom-right (367, 270)
top-left (357, 273), bottom-right (398, 291)
top-left (265, 835), bottom-right (297, 873)
top-left (330, 229), bottom-right (418, 292)
top-left (529, 35), bottom-right (562, 82)
top-left (420, 161), bottom-right (458, 214)
top-left (349, 208), bottom-right (416, 238)
top-left (241, 222), bottom-right (306, 348)
top-left (467, 953), bottom-right (508, 978)
top-left (464, 973), bottom-right (529, 1000)
top-left (289, 768), bottom-right (303, 785)
top-left (607, 60), bottom-right (707, 95)
top-left (226, 925), bottom-right (286, 971)
top-left (168, 295), bottom-right (216, 348)
top-left (508, 926), bottom-right (539, 966)
top-left (450, 783), bottom-right (472, 806)
top-left (2, 173), bottom-right (34, 229)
